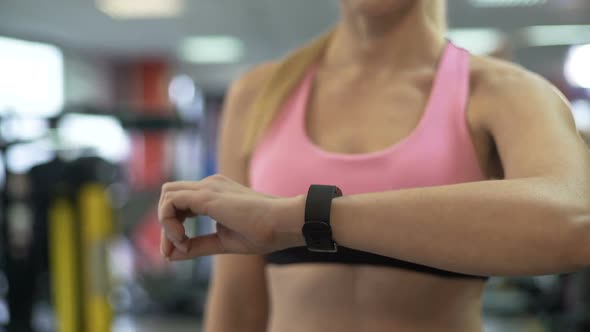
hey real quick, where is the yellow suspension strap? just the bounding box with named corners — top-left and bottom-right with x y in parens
top-left (49, 196), bottom-right (81, 332)
top-left (78, 183), bottom-right (114, 332)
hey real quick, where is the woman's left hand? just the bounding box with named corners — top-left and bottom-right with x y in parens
top-left (158, 174), bottom-right (305, 261)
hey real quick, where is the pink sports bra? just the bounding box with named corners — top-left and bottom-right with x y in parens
top-left (249, 42), bottom-right (487, 279)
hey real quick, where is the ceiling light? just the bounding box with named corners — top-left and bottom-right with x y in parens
top-left (169, 75), bottom-right (196, 108)
top-left (469, 0), bottom-right (546, 7)
top-left (446, 29), bottom-right (504, 55)
top-left (179, 36), bottom-right (244, 64)
top-left (168, 74), bottom-right (206, 120)
top-left (96, 0), bottom-right (183, 19)
top-left (565, 44), bottom-right (590, 89)
top-left (523, 25), bottom-right (590, 47)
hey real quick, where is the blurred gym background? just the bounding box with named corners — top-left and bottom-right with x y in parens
top-left (0, 0), bottom-right (589, 331)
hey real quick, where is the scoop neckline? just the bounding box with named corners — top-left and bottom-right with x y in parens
top-left (298, 41), bottom-right (452, 161)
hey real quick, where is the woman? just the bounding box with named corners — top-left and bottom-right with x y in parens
top-left (159, 1), bottom-right (590, 331)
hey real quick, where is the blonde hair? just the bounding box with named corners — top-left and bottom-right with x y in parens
top-left (242, 0), bottom-right (446, 158)
top-left (425, 0), bottom-right (447, 30)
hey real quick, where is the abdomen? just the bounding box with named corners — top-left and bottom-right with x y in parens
top-left (266, 264), bottom-right (486, 332)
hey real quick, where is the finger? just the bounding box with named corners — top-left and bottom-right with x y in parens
top-left (159, 191), bottom-right (192, 240)
top-left (160, 190), bottom-right (213, 253)
top-left (169, 233), bottom-right (224, 260)
top-left (159, 181), bottom-right (202, 214)
top-left (160, 230), bottom-right (174, 258)
top-left (161, 190), bottom-right (214, 219)
top-left (160, 215), bottom-right (187, 242)
top-left (160, 177), bottom-right (220, 201)
top-left (159, 207), bottom-right (190, 254)
top-left (159, 175), bottom-right (235, 208)
top-left (176, 208), bottom-right (197, 222)
top-left (161, 217), bottom-right (190, 253)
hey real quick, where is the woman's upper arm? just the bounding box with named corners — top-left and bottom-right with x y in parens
top-left (473, 59), bottom-right (590, 195)
top-left (473, 59), bottom-right (590, 265)
top-left (204, 62), bottom-right (276, 332)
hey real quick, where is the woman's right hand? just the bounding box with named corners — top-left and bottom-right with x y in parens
top-left (159, 174), bottom-right (305, 260)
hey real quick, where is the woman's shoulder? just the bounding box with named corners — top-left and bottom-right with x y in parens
top-left (469, 55), bottom-right (563, 102)
top-left (228, 62), bottom-right (278, 105)
top-left (467, 54), bottom-right (570, 121)
top-left (221, 61), bottom-right (278, 125)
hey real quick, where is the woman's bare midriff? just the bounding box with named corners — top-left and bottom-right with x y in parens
top-left (266, 265), bottom-right (486, 332)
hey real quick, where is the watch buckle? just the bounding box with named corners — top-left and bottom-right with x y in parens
top-left (307, 242), bottom-right (338, 253)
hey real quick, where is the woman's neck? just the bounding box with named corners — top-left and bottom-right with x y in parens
top-left (324, 2), bottom-right (446, 71)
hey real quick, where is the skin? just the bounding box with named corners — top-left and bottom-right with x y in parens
top-left (159, 1), bottom-right (590, 331)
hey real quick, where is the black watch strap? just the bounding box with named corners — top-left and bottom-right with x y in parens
top-left (302, 185), bottom-right (342, 253)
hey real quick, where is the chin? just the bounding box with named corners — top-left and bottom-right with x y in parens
top-left (340, 0), bottom-right (415, 17)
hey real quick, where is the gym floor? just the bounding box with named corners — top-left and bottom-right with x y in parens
top-left (113, 316), bottom-right (200, 332)
top-left (114, 315), bottom-right (547, 332)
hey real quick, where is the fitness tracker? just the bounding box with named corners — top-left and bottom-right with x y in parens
top-left (302, 184), bottom-right (342, 253)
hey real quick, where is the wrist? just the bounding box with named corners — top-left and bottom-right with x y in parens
top-left (329, 194), bottom-right (356, 249)
top-left (271, 194), bottom-right (306, 249)
top-left (329, 195), bottom-right (346, 246)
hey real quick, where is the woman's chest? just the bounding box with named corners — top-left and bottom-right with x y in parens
top-left (249, 69), bottom-right (496, 197)
top-left (249, 135), bottom-right (483, 197)
top-left (306, 72), bottom-right (432, 155)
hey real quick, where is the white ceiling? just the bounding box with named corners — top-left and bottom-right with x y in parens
top-left (0, 0), bottom-right (339, 59)
top-left (0, 0), bottom-right (588, 90)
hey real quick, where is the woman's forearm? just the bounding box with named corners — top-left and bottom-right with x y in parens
top-left (325, 177), bottom-right (590, 276)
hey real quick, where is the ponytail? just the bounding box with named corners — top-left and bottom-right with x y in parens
top-left (241, 32), bottom-right (333, 157)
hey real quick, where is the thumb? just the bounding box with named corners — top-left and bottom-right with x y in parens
top-left (168, 233), bottom-right (225, 260)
